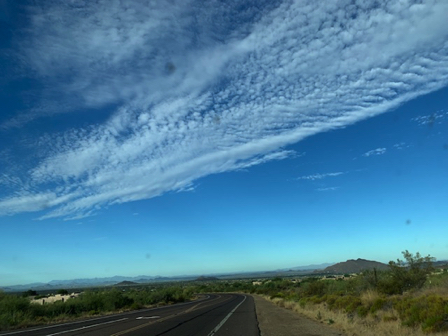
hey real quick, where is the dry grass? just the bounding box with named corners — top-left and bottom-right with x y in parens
top-left (422, 275), bottom-right (448, 297)
top-left (261, 295), bottom-right (448, 336)
top-left (360, 289), bottom-right (381, 306)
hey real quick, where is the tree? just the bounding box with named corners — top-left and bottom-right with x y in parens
top-left (22, 289), bottom-right (37, 297)
top-left (379, 250), bottom-right (435, 295)
top-left (57, 289), bottom-right (69, 295)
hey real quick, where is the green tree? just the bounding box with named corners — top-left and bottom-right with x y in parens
top-left (22, 290), bottom-right (37, 297)
top-left (379, 250), bottom-right (435, 295)
top-left (57, 289), bottom-right (69, 295)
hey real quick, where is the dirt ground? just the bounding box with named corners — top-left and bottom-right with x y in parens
top-left (253, 295), bottom-right (345, 336)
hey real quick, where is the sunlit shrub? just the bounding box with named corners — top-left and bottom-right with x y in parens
top-left (394, 294), bottom-right (448, 333)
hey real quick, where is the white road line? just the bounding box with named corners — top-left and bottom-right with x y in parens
top-left (207, 295), bottom-right (247, 336)
top-left (0, 315), bottom-right (128, 336)
top-left (44, 318), bottom-right (128, 336)
top-left (0, 295), bottom-right (211, 336)
top-left (136, 316), bottom-right (160, 319)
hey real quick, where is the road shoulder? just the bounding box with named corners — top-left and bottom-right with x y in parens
top-left (252, 295), bottom-right (345, 336)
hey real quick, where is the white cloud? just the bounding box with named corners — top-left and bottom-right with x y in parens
top-left (297, 172), bottom-right (344, 181)
top-left (1, 0), bottom-right (448, 218)
top-left (363, 148), bottom-right (387, 157)
top-left (316, 187), bottom-right (339, 192)
top-left (411, 110), bottom-right (448, 126)
top-left (393, 142), bottom-right (410, 150)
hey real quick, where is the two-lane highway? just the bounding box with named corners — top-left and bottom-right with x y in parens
top-left (0, 294), bottom-right (259, 336)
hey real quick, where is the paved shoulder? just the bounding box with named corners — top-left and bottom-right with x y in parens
top-left (252, 295), bottom-right (344, 336)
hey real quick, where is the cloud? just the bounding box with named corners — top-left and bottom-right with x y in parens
top-left (363, 148), bottom-right (387, 157)
top-left (1, 0), bottom-right (448, 218)
top-left (411, 110), bottom-right (448, 126)
top-left (297, 172), bottom-right (344, 181)
top-left (393, 142), bottom-right (410, 150)
top-left (316, 187), bottom-right (339, 192)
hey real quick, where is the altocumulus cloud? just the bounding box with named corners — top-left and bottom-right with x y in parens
top-left (363, 148), bottom-right (387, 157)
top-left (297, 172), bottom-right (344, 181)
top-left (1, 0), bottom-right (448, 219)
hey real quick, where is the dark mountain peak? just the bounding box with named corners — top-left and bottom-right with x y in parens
top-left (316, 258), bottom-right (388, 274)
top-left (114, 281), bottom-right (138, 286)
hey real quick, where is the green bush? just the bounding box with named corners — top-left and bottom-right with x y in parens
top-left (302, 281), bottom-right (327, 297)
top-left (380, 251), bottom-right (434, 295)
top-left (369, 297), bottom-right (388, 314)
top-left (328, 295), bottom-right (362, 313)
top-left (357, 305), bottom-right (369, 317)
top-left (22, 290), bottom-right (37, 297)
top-left (394, 295), bottom-right (448, 333)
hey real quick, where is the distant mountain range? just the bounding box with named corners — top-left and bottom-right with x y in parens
top-left (47, 275), bottom-right (158, 286)
top-left (3, 259), bottom-right (446, 292)
top-left (0, 275), bottom-right (174, 292)
top-left (278, 262), bottom-right (335, 271)
top-left (1, 265), bottom-right (329, 292)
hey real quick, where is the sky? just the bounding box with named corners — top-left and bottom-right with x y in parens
top-left (0, 0), bottom-right (447, 287)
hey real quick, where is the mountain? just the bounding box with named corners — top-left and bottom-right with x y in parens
top-left (284, 262), bottom-right (335, 271)
top-left (434, 260), bottom-right (448, 268)
top-left (48, 275), bottom-right (156, 286)
top-left (114, 281), bottom-right (138, 286)
top-left (195, 276), bottom-right (219, 281)
top-left (316, 258), bottom-right (388, 274)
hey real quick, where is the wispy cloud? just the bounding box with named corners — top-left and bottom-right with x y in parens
top-left (411, 110), bottom-right (448, 126)
top-left (393, 142), bottom-right (410, 150)
top-left (1, 0), bottom-right (448, 218)
top-left (297, 172), bottom-right (344, 181)
top-left (363, 148), bottom-right (387, 157)
top-left (316, 187), bottom-right (339, 192)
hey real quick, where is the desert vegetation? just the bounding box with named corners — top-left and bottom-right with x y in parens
top-left (1, 251), bottom-right (446, 334)
top-left (0, 285), bottom-right (193, 331)
top-left (192, 251), bottom-right (448, 335)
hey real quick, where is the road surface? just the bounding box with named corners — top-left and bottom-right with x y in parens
top-left (0, 294), bottom-right (259, 336)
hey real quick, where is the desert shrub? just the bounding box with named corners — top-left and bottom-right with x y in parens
top-left (394, 294), bottom-right (448, 333)
top-left (0, 295), bottom-right (30, 314)
top-left (380, 251), bottom-right (434, 295)
top-left (22, 290), bottom-right (37, 297)
top-left (102, 290), bottom-right (133, 311)
top-left (325, 294), bottom-right (338, 307)
top-left (302, 281), bottom-right (327, 297)
top-left (357, 305), bottom-right (369, 317)
top-left (0, 293), bottom-right (32, 330)
top-left (326, 278), bottom-right (355, 295)
top-left (270, 292), bottom-right (285, 299)
top-left (130, 301), bottom-right (143, 310)
top-left (369, 297), bottom-right (388, 314)
top-left (327, 295), bottom-right (362, 313)
top-left (382, 314), bottom-right (398, 322)
top-left (77, 291), bottom-right (105, 312)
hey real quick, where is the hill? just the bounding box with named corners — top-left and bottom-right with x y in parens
top-left (114, 281), bottom-right (138, 286)
top-left (316, 258), bottom-right (388, 274)
top-left (195, 276), bottom-right (219, 281)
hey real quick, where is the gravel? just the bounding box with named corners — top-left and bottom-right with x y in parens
top-left (253, 295), bottom-right (346, 336)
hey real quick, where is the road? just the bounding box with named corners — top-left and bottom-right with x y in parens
top-left (0, 294), bottom-right (259, 336)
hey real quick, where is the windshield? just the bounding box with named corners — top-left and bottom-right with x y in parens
top-left (0, 0), bottom-right (447, 289)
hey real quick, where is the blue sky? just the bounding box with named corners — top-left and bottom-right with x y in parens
top-left (1, 0), bottom-right (447, 286)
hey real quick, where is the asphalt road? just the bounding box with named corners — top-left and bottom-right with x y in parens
top-left (0, 294), bottom-right (259, 336)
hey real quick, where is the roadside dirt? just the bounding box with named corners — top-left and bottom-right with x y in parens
top-left (252, 295), bottom-right (345, 336)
